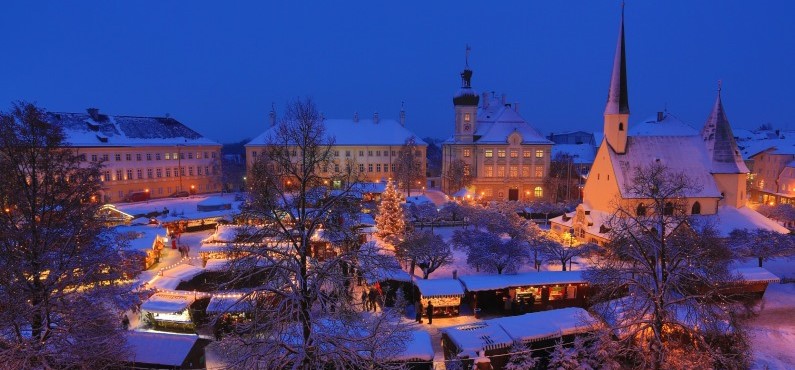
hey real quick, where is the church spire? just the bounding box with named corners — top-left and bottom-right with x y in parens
top-left (701, 82), bottom-right (748, 174)
top-left (605, 4), bottom-right (630, 115)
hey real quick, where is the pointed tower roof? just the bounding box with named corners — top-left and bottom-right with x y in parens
top-left (701, 85), bottom-right (749, 174)
top-left (604, 7), bottom-right (630, 115)
top-left (453, 45), bottom-right (479, 106)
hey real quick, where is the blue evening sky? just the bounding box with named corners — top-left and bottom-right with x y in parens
top-left (1, 1), bottom-right (793, 144)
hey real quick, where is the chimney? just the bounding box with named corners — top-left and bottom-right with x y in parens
top-left (373, 112), bottom-right (379, 124)
top-left (86, 108), bottom-right (100, 121)
top-left (353, 112), bottom-right (359, 123)
top-left (501, 93), bottom-right (506, 105)
top-left (269, 108), bottom-right (276, 127)
top-left (514, 102), bottom-right (519, 112)
top-left (399, 108), bottom-right (406, 127)
top-left (657, 111), bottom-right (664, 122)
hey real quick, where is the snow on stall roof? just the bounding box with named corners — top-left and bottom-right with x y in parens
top-left (610, 135), bottom-right (722, 198)
top-left (442, 321), bottom-right (514, 357)
top-left (141, 293), bottom-right (195, 314)
top-left (115, 224), bottom-right (167, 251)
top-left (204, 259), bottom-right (231, 272)
top-left (124, 331), bottom-right (198, 366)
top-left (733, 267), bottom-right (781, 283)
top-left (246, 118), bottom-right (427, 147)
top-left (206, 294), bottom-right (254, 314)
top-left (490, 308), bottom-right (598, 343)
top-left (414, 278), bottom-right (465, 298)
top-left (405, 194), bottom-right (433, 205)
top-left (205, 225), bottom-right (262, 243)
top-left (458, 271), bottom-right (585, 292)
top-left (114, 194), bottom-right (241, 220)
top-left (51, 111), bottom-right (219, 147)
top-left (197, 196), bottom-right (231, 207)
top-left (392, 330), bottom-right (434, 362)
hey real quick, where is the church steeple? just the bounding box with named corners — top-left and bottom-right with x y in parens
top-left (603, 5), bottom-right (630, 154)
top-left (702, 83), bottom-right (748, 174)
top-left (453, 45), bottom-right (479, 143)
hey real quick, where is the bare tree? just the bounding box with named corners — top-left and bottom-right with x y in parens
top-left (729, 228), bottom-right (795, 267)
top-left (539, 234), bottom-right (596, 272)
top-left (444, 158), bottom-right (473, 194)
top-left (214, 98), bottom-right (408, 369)
top-left (394, 136), bottom-right (425, 197)
top-left (395, 230), bottom-right (453, 279)
top-left (0, 102), bottom-right (135, 368)
top-left (451, 229), bottom-right (527, 274)
top-left (544, 152), bottom-right (580, 203)
top-left (585, 163), bottom-right (749, 369)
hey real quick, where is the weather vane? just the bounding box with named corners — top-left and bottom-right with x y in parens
top-left (465, 44), bottom-right (471, 67)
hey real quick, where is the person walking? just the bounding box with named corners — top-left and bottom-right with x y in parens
top-left (527, 294), bottom-right (535, 312)
top-left (361, 289), bottom-right (368, 311)
top-left (503, 295), bottom-right (512, 316)
top-left (426, 301), bottom-right (434, 325)
top-left (518, 298), bottom-right (526, 315)
top-left (414, 300), bottom-right (423, 323)
top-left (368, 288), bottom-right (378, 312)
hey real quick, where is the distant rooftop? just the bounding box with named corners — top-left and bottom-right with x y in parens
top-left (246, 117), bottom-right (426, 147)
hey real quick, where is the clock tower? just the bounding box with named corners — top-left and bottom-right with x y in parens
top-left (453, 64), bottom-right (479, 143)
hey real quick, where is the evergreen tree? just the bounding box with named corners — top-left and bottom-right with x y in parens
top-left (504, 343), bottom-right (538, 370)
top-left (376, 180), bottom-right (405, 240)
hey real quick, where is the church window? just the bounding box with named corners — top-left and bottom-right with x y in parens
top-left (636, 204), bottom-right (646, 217)
top-left (485, 149), bottom-right (493, 158)
top-left (619, 122), bottom-right (624, 131)
top-left (663, 202), bottom-right (674, 216)
top-left (691, 202), bottom-right (701, 215)
top-left (534, 186), bottom-right (543, 198)
top-left (463, 149), bottom-right (471, 157)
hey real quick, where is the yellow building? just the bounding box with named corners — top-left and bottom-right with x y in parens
top-left (245, 110), bottom-right (427, 188)
top-left (550, 10), bottom-right (786, 244)
top-left (53, 109), bottom-right (222, 203)
top-left (441, 65), bottom-right (553, 201)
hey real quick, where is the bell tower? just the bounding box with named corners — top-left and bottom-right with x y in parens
top-left (604, 6), bottom-right (630, 154)
top-left (453, 46), bottom-right (479, 143)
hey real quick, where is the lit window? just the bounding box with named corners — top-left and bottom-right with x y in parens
top-left (485, 150), bottom-right (493, 158)
top-left (523, 150), bottom-right (531, 158)
top-left (485, 166), bottom-right (493, 177)
top-left (463, 149), bottom-right (471, 157)
top-left (509, 166), bottom-right (518, 177)
top-left (464, 164), bottom-right (470, 175)
top-left (510, 150), bottom-right (518, 158)
top-left (522, 166), bottom-right (530, 177)
top-left (535, 150), bottom-right (544, 158)
top-left (498, 150), bottom-right (506, 158)
top-left (464, 112), bottom-right (471, 122)
top-left (535, 167), bottom-right (543, 178)
top-left (497, 166), bottom-right (505, 177)
top-left (534, 186), bottom-right (543, 198)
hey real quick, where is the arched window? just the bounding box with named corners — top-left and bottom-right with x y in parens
top-left (618, 122), bottom-right (624, 131)
top-left (663, 202), bottom-right (674, 216)
top-left (534, 186), bottom-right (543, 198)
top-left (636, 203), bottom-right (646, 217)
top-left (691, 201), bottom-right (701, 215)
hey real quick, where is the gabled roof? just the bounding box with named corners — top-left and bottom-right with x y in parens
top-left (51, 111), bottom-right (219, 147)
top-left (124, 331), bottom-right (199, 367)
top-left (629, 113), bottom-right (698, 137)
top-left (609, 135), bottom-right (722, 198)
top-left (701, 92), bottom-right (749, 174)
top-left (471, 104), bottom-right (551, 144)
top-left (246, 118), bottom-right (426, 147)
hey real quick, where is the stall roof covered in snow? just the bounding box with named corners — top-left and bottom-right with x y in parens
top-left (733, 267), bottom-right (781, 283)
top-left (115, 224), bottom-right (167, 251)
top-left (124, 331), bottom-right (199, 367)
top-left (392, 330), bottom-right (434, 362)
top-left (51, 111), bottom-right (219, 147)
top-left (458, 271), bottom-right (585, 292)
top-left (206, 294), bottom-right (255, 314)
top-left (490, 308), bottom-right (598, 343)
top-left (442, 321), bottom-right (514, 357)
top-left (150, 264), bottom-right (204, 290)
top-left (414, 278), bottom-right (465, 298)
top-left (246, 118), bottom-right (426, 147)
top-left (141, 293), bottom-right (195, 314)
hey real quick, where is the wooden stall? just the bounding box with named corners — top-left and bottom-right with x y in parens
top-left (414, 278), bottom-right (466, 317)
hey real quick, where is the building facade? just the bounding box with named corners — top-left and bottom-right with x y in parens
top-left (245, 110), bottom-right (427, 187)
top-left (54, 109), bottom-right (222, 203)
top-left (749, 147), bottom-right (795, 205)
top-left (441, 66), bottom-right (553, 201)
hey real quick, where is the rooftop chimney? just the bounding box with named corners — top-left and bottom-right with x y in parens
top-left (353, 112), bottom-right (359, 123)
top-left (373, 112), bottom-right (379, 124)
top-left (657, 111), bottom-right (664, 122)
top-left (87, 108), bottom-right (100, 121)
top-left (501, 93), bottom-right (507, 105)
top-left (482, 92), bottom-right (490, 108)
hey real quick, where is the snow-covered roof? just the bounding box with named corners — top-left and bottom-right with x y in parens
top-left (471, 104), bottom-right (552, 145)
top-left (732, 267), bottom-right (780, 283)
top-left (124, 331), bottom-right (199, 366)
top-left (629, 113), bottom-right (699, 137)
top-left (695, 206), bottom-right (790, 237)
top-left (611, 135), bottom-right (723, 198)
top-left (205, 225), bottom-right (262, 244)
top-left (246, 118), bottom-right (427, 147)
top-left (414, 278), bottom-right (465, 298)
top-left (551, 143), bottom-right (597, 164)
top-left (51, 111), bottom-right (219, 147)
top-left (115, 224), bottom-right (167, 251)
top-left (392, 330), bottom-right (434, 362)
top-left (197, 196), bottom-right (232, 207)
top-left (204, 258), bottom-right (231, 272)
top-left (442, 321), bottom-right (514, 357)
top-left (405, 195), bottom-right (433, 205)
top-left (206, 294), bottom-right (254, 314)
top-left (115, 194), bottom-right (241, 222)
top-left (458, 271), bottom-right (585, 292)
top-left (141, 293), bottom-right (195, 314)
top-left (490, 308), bottom-right (598, 343)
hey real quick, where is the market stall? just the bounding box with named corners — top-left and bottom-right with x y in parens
top-left (124, 331), bottom-right (207, 369)
top-left (441, 321), bottom-right (513, 370)
top-left (491, 308), bottom-right (598, 349)
top-left (389, 330), bottom-right (434, 370)
top-left (414, 278), bottom-right (465, 317)
top-left (141, 292), bottom-right (197, 331)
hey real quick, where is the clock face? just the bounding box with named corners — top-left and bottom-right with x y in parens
top-left (464, 123), bottom-right (471, 131)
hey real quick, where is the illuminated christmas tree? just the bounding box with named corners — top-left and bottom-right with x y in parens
top-left (375, 180), bottom-right (405, 240)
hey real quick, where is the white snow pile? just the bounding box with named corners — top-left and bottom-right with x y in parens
top-left (490, 308), bottom-right (598, 344)
top-left (124, 331), bottom-right (199, 366)
top-left (206, 294), bottom-right (255, 314)
top-left (414, 278), bottom-right (465, 298)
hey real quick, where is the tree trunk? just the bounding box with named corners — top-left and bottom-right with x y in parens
top-left (410, 259), bottom-right (416, 275)
top-left (758, 256), bottom-right (763, 267)
top-left (561, 259), bottom-right (567, 271)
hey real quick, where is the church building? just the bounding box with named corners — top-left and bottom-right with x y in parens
top-left (441, 59), bottom-right (553, 201)
top-left (551, 9), bottom-right (786, 244)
